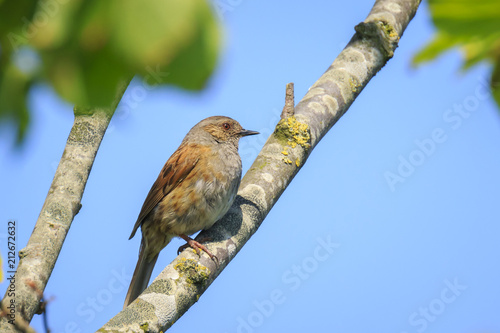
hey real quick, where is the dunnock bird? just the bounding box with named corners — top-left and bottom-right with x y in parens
top-left (124, 116), bottom-right (258, 308)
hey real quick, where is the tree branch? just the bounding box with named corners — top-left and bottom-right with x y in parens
top-left (0, 79), bottom-right (131, 332)
top-left (100, 0), bottom-right (422, 331)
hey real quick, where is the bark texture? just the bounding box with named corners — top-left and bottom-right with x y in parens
top-left (100, 0), bottom-right (422, 331)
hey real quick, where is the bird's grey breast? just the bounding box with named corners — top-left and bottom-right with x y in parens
top-left (202, 143), bottom-right (242, 227)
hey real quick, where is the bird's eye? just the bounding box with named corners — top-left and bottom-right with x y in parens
top-left (222, 123), bottom-right (231, 130)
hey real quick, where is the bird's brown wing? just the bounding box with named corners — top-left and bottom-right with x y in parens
top-left (128, 143), bottom-right (203, 239)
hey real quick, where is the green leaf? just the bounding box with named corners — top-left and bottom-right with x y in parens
top-left (491, 59), bottom-right (500, 110)
top-left (0, 62), bottom-right (31, 144)
top-left (40, 1), bottom-right (131, 108)
top-left (29, 0), bottom-right (85, 50)
top-left (109, 0), bottom-right (220, 90)
top-left (430, 0), bottom-right (500, 38)
top-left (0, 0), bottom-right (38, 143)
top-left (0, 0), bottom-right (220, 143)
top-left (414, 0), bottom-right (500, 113)
top-left (413, 32), bottom-right (461, 65)
top-left (414, 0), bottom-right (500, 67)
top-left (462, 33), bottom-right (500, 69)
top-left (139, 3), bottom-right (220, 90)
top-left (415, 0), bottom-right (500, 66)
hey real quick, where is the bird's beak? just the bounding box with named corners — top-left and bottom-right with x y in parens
top-left (239, 129), bottom-right (260, 137)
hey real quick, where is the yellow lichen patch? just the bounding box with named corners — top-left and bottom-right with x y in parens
top-left (174, 258), bottom-right (210, 285)
top-left (281, 147), bottom-right (291, 164)
top-left (140, 322), bottom-right (149, 332)
top-left (295, 158), bottom-right (301, 167)
top-left (288, 116), bottom-right (310, 149)
top-left (275, 116), bottom-right (311, 166)
top-left (275, 116), bottom-right (311, 150)
top-left (349, 77), bottom-right (361, 93)
top-left (380, 21), bottom-right (398, 39)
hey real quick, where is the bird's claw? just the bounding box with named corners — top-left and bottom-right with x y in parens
top-left (178, 235), bottom-right (219, 264)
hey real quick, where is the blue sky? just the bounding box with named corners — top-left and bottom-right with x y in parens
top-left (2, 1), bottom-right (500, 332)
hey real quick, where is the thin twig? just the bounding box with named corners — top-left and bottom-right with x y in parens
top-left (280, 82), bottom-right (295, 119)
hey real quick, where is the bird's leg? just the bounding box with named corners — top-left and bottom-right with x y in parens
top-left (178, 234), bottom-right (218, 263)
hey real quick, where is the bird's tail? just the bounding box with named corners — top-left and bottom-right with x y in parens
top-left (123, 239), bottom-right (158, 309)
